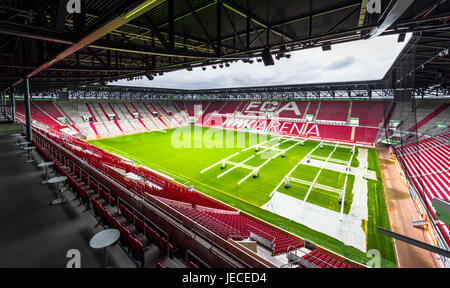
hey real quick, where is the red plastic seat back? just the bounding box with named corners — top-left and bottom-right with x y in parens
top-left (188, 261), bottom-right (199, 269)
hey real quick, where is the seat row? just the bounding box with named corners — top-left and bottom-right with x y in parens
top-left (34, 137), bottom-right (177, 268)
top-left (170, 203), bottom-right (303, 256)
top-left (91, 198), bottom-right (175, 267)
top-left (302, 250), bottom-right (350, 268)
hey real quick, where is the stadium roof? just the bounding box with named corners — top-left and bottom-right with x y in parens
top-left (0, 0), bottom-right (449, 91)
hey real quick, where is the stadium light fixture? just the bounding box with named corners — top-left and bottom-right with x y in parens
top-left (322, 43), bottom-right (332, 51)
top-left (397, 33), bottom-right (406, 42)
top-left (439, 49), bottom-right (449, 57)
top-left (261, 48), bottom-right (274, 66)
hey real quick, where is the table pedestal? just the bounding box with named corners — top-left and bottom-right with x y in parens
top-left (25, 152), bottom-right (33, 163)
top-left (51, 182), bottom-right (66, 205)
top-left (41, 167), bottom-right (49, 184)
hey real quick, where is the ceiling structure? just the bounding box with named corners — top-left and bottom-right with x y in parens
top-left (0, 0), bottom-right (449, 92)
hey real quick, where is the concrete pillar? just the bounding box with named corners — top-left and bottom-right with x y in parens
top-left (0, 91), bottom-right (4, 118)
top-left (24, 78), bottom-right (32, 142)
top-left (11, 88), bottom-right (15, 123)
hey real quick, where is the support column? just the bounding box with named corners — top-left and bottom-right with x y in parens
top-left (11, 87), bottom-right (16, 123)
top-left (24, 78), bottom-right (32, 142)
top-left (0, 91), bottom-right (4, 118)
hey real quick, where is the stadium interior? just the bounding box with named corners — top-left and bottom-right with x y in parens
top-left (0, 0), bottom-right (449, 270)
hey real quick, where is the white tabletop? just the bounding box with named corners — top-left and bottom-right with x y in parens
top-left (47, 176), bottom-right (67, 184)
top-left (19, 142), bottom-right (31, 145)
top-left (90, 229), bottom-right (120, 249)
top-left (38, 162), bottom-right (55, 167)
top-left (24, 146), bottom-right (36, 150)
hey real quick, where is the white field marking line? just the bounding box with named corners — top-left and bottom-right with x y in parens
top-left (242, 136), bottom-right (281, 152)
top-left (339, 173), bottom-right (349, 221)
top-left (217, 155), bottom-right (255, 178)
top-left (256, 139), bottom-right (290, 155)
top-left (268, 142), bottom-right (322, 198)
top-left (303, 142), bottom-right (339, 204)
top-left (346, 144), bottom-right (357, 171)
top-left (200, 152), bottom-right (239, 174)
top-left (288, 177), bottom-right (342, 193)
top-left (237, 140), bottom-right (302, 185)
top-left (222, 160), bottom-right (256, 170)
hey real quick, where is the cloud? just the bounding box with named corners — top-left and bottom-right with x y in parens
top-left (112, 34), bottom-right (411, 89)
top-left (326, 56), bottom-right (358, 70)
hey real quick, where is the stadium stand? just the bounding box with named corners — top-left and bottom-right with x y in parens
top-left (301, 250), bottom-right (350, 268)
top-left (316, 101), bottom-right (349, 122)
top-left (31, 129), bottom-right (186, 268)
top-left (167, 201), bottom-right (303, 256)
top-left (350, 101), bottom-right (387, 127)
top-left (25, 123), bottom-right (359, 268)
top-left (11, 99), bottom-right (395, 146)
top-left (393, 130), bottom-right (450, 243)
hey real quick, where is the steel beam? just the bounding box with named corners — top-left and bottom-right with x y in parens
top-left (368, 0), bottom-right (416, 38)
top-left (184, 0), bottom-right (214, 48)
top-left (142, 14), bottom-right (169, 48)
top-left (0, 20), bottom-right (72, 45)
top-left (377, 227), bottom-right (450, 258)
top-left (220, 0), bottom-right (293, 41)
top-left (91, 40), bottom-right (216, 59)
top-left (4, 0), bottom-right (167, 91)
top-left (216, 0), bottom-right (222, 56)
top-left (168, 0), bottom-right (175, 49)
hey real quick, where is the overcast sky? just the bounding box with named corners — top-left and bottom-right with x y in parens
top-left (112, 34), bottom-right (411, 90)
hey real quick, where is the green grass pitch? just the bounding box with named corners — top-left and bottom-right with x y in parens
top-left (89, 126), bottom-right (396, 267)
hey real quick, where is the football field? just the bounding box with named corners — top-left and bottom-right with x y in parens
top-left (89, 126), bottom-right (396, 267)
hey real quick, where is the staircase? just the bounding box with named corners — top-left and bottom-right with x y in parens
top-left (139, 102), bottom-right (160, 129)
top-left (313, 102), bottom-right (321, 121)
top-left (409, 103), bottom-right (449, 132)
top-left (347, 101), bottom-right (353, 124)
top-left (116, 103), bottom-right (137, 132)
top-left (412, 219), bottom-right (428, 227)
top-left (92, 103), bottom-right (113, 136)
top-left (303, 102), bottom-right (311, 120)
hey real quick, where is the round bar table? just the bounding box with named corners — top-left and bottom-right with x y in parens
top-left (17, 141), bottom-right (31, 147)
top-left (38, 162), bottom-right (55, 184)
top-left (15, 136), bottom-right (26, 144)
top-left (24, 146), bottom-right (36, 163)
top-left (89, 229), bottom-right (120, 268)
top-left (47, 176), bottom-right (67, 205)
